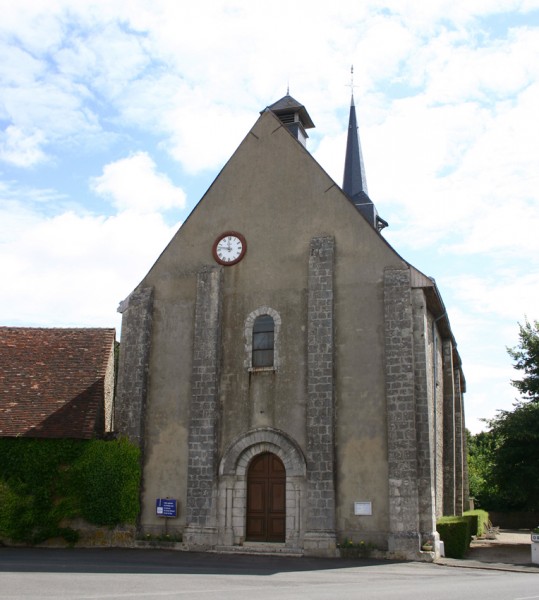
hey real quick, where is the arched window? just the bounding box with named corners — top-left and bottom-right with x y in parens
top-left (252, 315), bottom-right (274, 368)
top-left (244, 307), bottom-right (281, 371)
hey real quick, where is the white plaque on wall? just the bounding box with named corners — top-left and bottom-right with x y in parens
top-left (354, 501), bottom-right (372, 516)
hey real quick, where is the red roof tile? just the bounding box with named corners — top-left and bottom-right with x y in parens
top-left (0, 327), bottom-right (115, 439)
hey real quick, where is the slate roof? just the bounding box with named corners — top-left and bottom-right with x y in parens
top-left (342, 93), bottom-right (388, 231)
top-left (0, 327), bottom-right (115, 439)
top-left (343, 94), bottom-right (368, 198)
top-left (264, 94), bottom-right (315, 129)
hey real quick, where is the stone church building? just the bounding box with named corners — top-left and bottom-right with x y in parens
top-left (115, 92), bottom-right (467, 560)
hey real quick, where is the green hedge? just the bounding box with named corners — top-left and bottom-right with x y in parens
top-left (463, 513), bottom-right (478, 543)
top-left (463, 509), bottom-right (489, 537)
top-left (437, 517), bottom-right (471, 559)
top-left (70, 438), bottom-right (141, 527)
top-left (0, 438), bottom-right (140, 544)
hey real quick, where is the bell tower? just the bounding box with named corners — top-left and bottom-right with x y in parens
top-left (264, 93), bottom-right (315, 147)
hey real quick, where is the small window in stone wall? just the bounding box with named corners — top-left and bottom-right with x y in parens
top-left (252, 315), bottom-right (274, 368)
top-left (244, 307), bottom-right (281, 371)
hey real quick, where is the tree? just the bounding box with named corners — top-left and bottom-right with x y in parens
top-left (476, 319), bottom-right (539, 511)
top-left (507, 318), bottom-right (539, 402)
top-left (466, 429), bottom-right (499, 509)
top-left (485, 401), bottom-right (539, 511)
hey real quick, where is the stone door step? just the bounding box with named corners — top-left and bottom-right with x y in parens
top-left (213, 543), bottom-right (303, 557)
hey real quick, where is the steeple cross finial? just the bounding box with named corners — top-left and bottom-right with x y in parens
top-left (347, 65), bottom-right (359, 101)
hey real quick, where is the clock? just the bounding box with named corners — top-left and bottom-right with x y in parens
top-left (212, 231), bottom-right (247, 266)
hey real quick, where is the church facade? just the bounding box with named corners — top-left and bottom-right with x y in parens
top-left (115, 94), bottom-right (467, 560)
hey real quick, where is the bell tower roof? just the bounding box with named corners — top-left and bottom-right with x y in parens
top-left (265, 94), bottom-right (315, 128)
top-left (263, 94), bottom-right (315, 147)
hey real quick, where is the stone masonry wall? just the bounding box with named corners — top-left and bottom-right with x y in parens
top-left (432, 322), bottom-right (445, 520)
top-left (411, 289), bottom-right (437, 540)
top-left (304, 236), bottom-right (336, 556)
top-left (115, 287), bottom-right (154, 447)
top-left (185, 266), bottom-right (223, 545)
top-left (442, 339), bottom-right (456, 516)
top-left (384, 268), bottom-right (421, 556)
top-left (454, 368), bottom-right (464, 515)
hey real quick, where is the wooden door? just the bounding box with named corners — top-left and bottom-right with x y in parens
top-left (246, 452), bottom-right (286, 542)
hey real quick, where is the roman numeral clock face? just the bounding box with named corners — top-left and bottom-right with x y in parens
top-left (212, 231), bottom-right (247, 266)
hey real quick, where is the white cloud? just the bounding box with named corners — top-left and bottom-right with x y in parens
top-left (0, 0), bottom-right (66, 55)
top-left (353, 14), bottom-right (418, 86)
top-left (381, 0), bottom-right (538, 28)
top-left (448, 311), bottom-right (523, 434)
top-left (91, 151), bottom-right (186, 213)
top-left (54, 20), bottom-right (153, 100)
top-left (2, 0), bottom-right (537, 175)
top-left (0, 42), bottom-right (45, 87)
top-left (351, 48), bottom-right (539, 261)
top-left (0, 125), bottom-right (47, 166)
top-left (0, 197), bottom-right (180, 328)
top-left (0, 53), bottom-right (102, 165)
top-left (444, 272), bottom-right (539, 322)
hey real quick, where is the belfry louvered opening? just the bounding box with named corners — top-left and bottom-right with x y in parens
top-left (278, 112), bottom-right (296, 124)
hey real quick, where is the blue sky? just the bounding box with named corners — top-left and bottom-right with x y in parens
top-left (1, 0), bottom-right (539, 433)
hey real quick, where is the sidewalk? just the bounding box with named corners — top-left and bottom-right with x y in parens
top-left (436, 529), bottom-right (539, 573)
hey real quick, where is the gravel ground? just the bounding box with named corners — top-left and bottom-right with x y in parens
top-left (467, 529), bottom-right (533, 564)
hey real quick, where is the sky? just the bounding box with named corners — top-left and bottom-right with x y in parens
top-left (1, 0), bottom-right (539, 434)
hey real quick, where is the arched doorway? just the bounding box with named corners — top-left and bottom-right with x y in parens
top-left (218, 428), bottom-right (306, 548)
top-left (246, 452), bottom-right (285, 542)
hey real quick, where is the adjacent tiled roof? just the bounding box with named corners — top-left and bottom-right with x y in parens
top-left (0, 327), bottom-right (115, 439)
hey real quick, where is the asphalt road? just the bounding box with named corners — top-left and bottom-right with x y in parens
top-left (0, 548), bottom-right (538, 600)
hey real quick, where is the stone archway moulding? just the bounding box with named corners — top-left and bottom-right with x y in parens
top-left (219, 427), bottom-right (306, 477)
top-left (217, 427), bottom-right (307, 548)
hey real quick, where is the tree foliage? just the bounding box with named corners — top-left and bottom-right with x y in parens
top-left (468, 319), bottom-right (539, 512)
top-left (466, 429), bottom-right (499, 509)
top-left (485, 401), bottom-right (539, 511)
top-left (497, 319), bottom-right (539, 509)
top-left (507, 318), bottom-right (539, 402)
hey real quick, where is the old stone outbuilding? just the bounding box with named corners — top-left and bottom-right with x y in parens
top-left (115, 93), bottom-right (467, 559)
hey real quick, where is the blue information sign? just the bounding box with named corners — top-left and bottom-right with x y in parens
top-left (156, 498), bottom-right (177, 518)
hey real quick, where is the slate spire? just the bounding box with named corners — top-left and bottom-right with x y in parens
top-left (343, 92), bottom-right (369, 198)
top-left (342, 71), bottom-right (387, 231)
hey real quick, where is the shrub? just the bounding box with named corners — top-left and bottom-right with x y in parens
top-left (437, 517), bottom-right (471, 559)
top-left (69, 437), bottom-right (141, 527)
top-left (0, 437), bottom-right (140, 544)
top-left (463, 509), bottom-right (489, 537)
top-left (0, 439), bottom-right (85, 543)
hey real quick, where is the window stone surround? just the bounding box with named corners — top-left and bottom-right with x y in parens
top-left (244, 306), bottom-right (281, 370)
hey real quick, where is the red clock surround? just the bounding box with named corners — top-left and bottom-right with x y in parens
top-left (212, 231), bottom-right (247, 266)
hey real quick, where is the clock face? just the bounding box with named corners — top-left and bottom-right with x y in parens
top-left (213, 232), bottom-right (247, 266)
